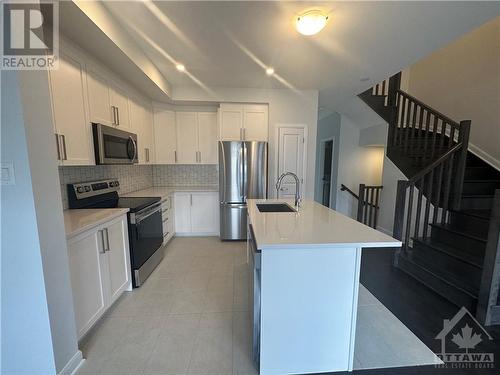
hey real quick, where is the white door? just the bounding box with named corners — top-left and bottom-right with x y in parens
top-left (154, 110), bottom-right (177, 164)
top-left (174, 193), bottom-right (192, 233)
top-left (67, 230), bottom-right (107, 338)
top-left (49, 51), bottom-right (93, 166)
top-left (129, 99), bottom-right (146, 163)
top-left (110, 84), bottom-right (131, 130)
top-left (104, 217), bottom-right (130, 304)
top-left (176, 112), bottom-right (198, 164)
top-left (244, 104), bottom-right (268, 141)
top-left (277, 127), bottom-right (306, 199)
top-left (143, 106), bottom-right (155, 163)
top-left (86, 65), bottom-right (113, 126)
top-left (197, 112), bottom-right (218, 164)
top-left (219, 103), bottom-right (243, 141)
top-left (191, 192), bottom-right (219, 233)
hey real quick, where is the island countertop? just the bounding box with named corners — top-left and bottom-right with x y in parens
top-left (247, 198), bottom-right (401, 250)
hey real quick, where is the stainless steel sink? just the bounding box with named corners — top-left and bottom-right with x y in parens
top-left (256, 203), bottom-right (296, 213)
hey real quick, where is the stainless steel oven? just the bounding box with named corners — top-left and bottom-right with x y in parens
top-left (129, 201), bottom-right (164, 287)
top-left (92, 123), bottom-right (138, 165)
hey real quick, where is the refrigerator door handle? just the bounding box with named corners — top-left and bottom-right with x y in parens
top-left (220, 142), bottom-right (226, 203)
top-left (242, 142), bottom-right (247, 200)
top-left (237, 145), bottom-right (243, 200)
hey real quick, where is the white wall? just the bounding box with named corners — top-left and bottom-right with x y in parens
top-left (1, 72), bottom-right (57, 374)
top-left (336, 116), bottom-right (385, 219)
top-left (172, 86), bottom-right (319, 199)
top-left (407, 17), bottom-right (500, 170)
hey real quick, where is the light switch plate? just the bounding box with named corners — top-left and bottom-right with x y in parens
top-left (1, 162), bottom-right (15, 185)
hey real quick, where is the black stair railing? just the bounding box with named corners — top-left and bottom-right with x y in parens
top-left (341, 184), bottom-right (383, 228)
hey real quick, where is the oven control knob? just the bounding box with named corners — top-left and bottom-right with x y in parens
top-left (84, 186), bottom-right (91, 192)
top-left (76, 186), bottom-right (84, 194)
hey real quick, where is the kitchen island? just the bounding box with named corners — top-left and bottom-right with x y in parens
top-left (247, 198), bottom-right (401, 375)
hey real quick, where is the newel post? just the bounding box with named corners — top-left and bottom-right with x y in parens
top-left (357, 184), bottom-right (366, 223)
top-left (453, 120), bottom-right (471, 210)
top-left (387, 72), bottom-right (401, 107)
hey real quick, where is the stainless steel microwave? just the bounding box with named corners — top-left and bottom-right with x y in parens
top-left (92, 123), bottom-right (138, 165)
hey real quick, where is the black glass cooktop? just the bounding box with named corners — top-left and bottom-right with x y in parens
top-left (116, 197), bottom-right (160, 212)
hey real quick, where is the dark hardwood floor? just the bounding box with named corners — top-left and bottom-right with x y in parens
top-left (349, 247), bottom-right (500, 375)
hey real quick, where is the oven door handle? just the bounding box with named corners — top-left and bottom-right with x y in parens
top-left (133, 204), bottom-right (162, 224)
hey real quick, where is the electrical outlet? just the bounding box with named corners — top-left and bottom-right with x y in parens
top-left (1, 162), bottom-right (15, 185)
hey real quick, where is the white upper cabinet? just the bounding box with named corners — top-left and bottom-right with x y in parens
top-left (86, 64), bottom-right (113, 126)
top-left (219, 103), bottom-right (244, 141)
top-left (197, 112), bottom-right (218, 164)
top-left (130, 98), bottom-right (154, 164)
top-left (219, 103), bottom-right (268, 141)
top-left (243, 104), bottom-right (268, 142)
top-left (49, 49), bottom-right (93, 166)
top-left (154, 110), bottom-right (177, 164)
top-left (176, 112), bottom-right (198, 164)
top-left (110, 83), bottom-right (131, 130)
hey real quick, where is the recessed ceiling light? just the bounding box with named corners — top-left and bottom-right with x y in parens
top-left (296, 10), bottom-right (329, 36)
top-left (176, 63), bottom-right (185, 72)
top-left (266, 67), bottom-right (275, 76)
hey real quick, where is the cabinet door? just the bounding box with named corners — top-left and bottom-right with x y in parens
top-left (143, 106), bottom-right (155, 163)
top-left (49, 51), bottom-right (93, 165)
top-left (104, 217), bottom-right (131, 304)
top-left (174, 193), bottom-right (192, 233)
top-left (191, 192), bottom-right (219, 234)
top-left (219, 104), bottom-right (243, 141)
top-left (86, 65), bottom-right (112, 126)
top-left (176, 112), bottom-right (198, 164)
top-left (129, 99), bottom-right (145, 163)
top-left (153, 110), bottom-right (176, 164)
top-left (243, 104), bottom-right (268, 141)
top-left (67, 230), bottom-right (107, 339)
top-left (110, 84), bottom-right (131, 130)
top-left (197, 112), bottom-right (218, 164)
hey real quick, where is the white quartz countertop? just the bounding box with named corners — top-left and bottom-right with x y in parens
top-left (123, 186), bottom-right (219, 200)
top-left (247, 198), bottom-right (402, 250)
top-left (64, 208), bottom-right (129, 239)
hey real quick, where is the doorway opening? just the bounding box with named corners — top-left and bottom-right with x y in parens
top-left (321, 140), bottom-right (334, 207)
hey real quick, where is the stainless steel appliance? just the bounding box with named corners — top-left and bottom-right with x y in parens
top-left (92, 123), bottom-right (138, 165)
top-left (219, 141), bottom-right (267, 240)
top-left (67, 179), bottom-right (163, 287)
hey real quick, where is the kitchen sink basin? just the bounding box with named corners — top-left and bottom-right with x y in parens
top-left (257, 203), bottom-right (296, 213)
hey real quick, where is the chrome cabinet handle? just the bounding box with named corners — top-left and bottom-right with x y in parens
top-left (240, 127), bottom-right (243, 140)
top-left (111, 106), bottom-right (116, 125)
top-left (55, 133), bottom-right (61, 160)
top-left (99, 230), bottom-right (106, 254)
top-left (60, 135), bottom-right (67, 160)
top-left (243, 128), bottom-right (246, 140)
top-left (174, 150), bottom-right (177, 163)
top-left (145, 148), bottom-right (149, 163)
top-left (190, 194), bottom-right (193, 206)
top-left (105, 228), bottom-right (110, 251)
top-left (115, 107), bottom-right (120, 125)
top-left (199, 151), bottom-right (202, 163)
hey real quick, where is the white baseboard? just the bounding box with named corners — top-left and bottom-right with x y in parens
top-left (58, 350), bottom-right (84, 375)
top-left (175, 232), bottom-right (219, 237)
top-left (469, 142), bottom-right (500, 172)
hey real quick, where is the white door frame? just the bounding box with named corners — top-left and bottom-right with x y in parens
top-left (274, 124), bottom-right (308, 199)
top-left (317, 136), bottom-right (336, 208)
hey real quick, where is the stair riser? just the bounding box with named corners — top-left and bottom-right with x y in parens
top-left (398, 255), bottom-right (477, 312)
top-left (449, 212), bottom-right (490, 238)
top-left (461, 196), bottom-right (493, 210)
top-left (465, 168), bottom-right (499, 180)
top-left (463, 181), bottom-right (500, 196)
top-left (412, 243), bottom-right (482, 290)
top-left (431, 226), bottom-right (486, 254)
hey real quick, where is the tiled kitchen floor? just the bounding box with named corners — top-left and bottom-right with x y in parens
top-left (77, 237), bottom-right (255, 375)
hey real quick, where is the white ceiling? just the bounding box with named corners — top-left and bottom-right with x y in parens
top-left (101, 1), bottom-right (499, 121)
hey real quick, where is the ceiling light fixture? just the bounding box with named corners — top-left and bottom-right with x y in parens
top-left (176, 63), bottom-right (185, 72)
top-left (266, 67), bottom-right (275, 76)
top-left (296, 10), bottom-right (329, 36)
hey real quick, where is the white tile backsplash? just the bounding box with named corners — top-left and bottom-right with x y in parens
top-left (59, 164), bottom-right (218, 209)
top-left (153, 165), bottom-right (218, 187)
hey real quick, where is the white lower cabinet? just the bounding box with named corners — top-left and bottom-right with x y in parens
top-left (161, 195), bottom-right (175, 245)
top-left (67, 214), bottom-right (131, 339)
top-left (174, 192), bottom-right (219, 235)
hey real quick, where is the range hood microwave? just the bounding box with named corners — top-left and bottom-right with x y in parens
top-left (92, 123), bottom-right (138, 165)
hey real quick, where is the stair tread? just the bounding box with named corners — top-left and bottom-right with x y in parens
top-left (413, 237), bottom-right (483, 268)
top-left (463, 179), bottom-right (500, 183)
top-left (454, 209), bottom-right (492, 219)
top-left (404, 253), bottom-right (479, 298)
top-left (430, 223), bottom-right (488, 242)
top-left (462, 194), bottom-right (494, 198)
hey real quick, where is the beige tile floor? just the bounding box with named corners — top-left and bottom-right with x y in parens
top-left (77, 237), bottom-right (440, 375)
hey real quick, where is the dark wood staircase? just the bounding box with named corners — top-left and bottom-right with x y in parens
top-left (359, 73), bottom-right (500, 325)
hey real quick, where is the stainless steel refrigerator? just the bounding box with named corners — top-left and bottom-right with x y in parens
top-left (219, 141), bottom-right (268, 240)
